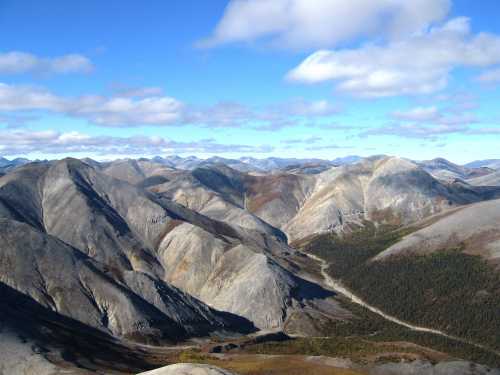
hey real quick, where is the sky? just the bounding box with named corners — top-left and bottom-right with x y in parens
top-left (1, 0), bottom-right (500, 164)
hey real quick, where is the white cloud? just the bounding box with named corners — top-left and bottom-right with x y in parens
top-left (199, 0), bottom-right (450, 49)
top-left (287, 18), bottom-right (500, 97)
top-left (0, 83), bottom-right (184, 126)
top-left (0, 130), bottom-right (274, 156)
top-left (69, 96), bottom-right (185, 126)
top-left (391, 105), bottom-right (477, 125)
top-left (0, 82), bottom-right (338, 129)
top-left (379, 103), bottom-right (479, 139)
top-left (0, 51), bottom-right (93, 75)
top-left (0, 83), bottom-right (66, 111)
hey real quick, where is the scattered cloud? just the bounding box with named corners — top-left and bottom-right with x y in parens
top-left (69, 96), bottom-right (185, 126)
top-left (391, 105), bottom-right (477, 125)
top-left (287, 18), bottom-right (500, 97)
top-left (0, 130), bottom-right (274, 156)
top-left (369, 104), bottom-right (479, 139)
top-left (0, 82), bottom-right (338, 129)
top-left (0, 51), bottom-right (93, 75)
top-left (0, 83), bottom-right (184, 126)
top-left (198, 0), bottom-right (450, 50)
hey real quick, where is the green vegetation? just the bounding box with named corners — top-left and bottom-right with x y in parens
top-left (177, 348), bottom-right (364, 375)
top-left (347, 249), bottom-right (500, 351)
top-left (246, 336), bottom-right (408, 361)
top-left (304, 222), bottom-right (413, 278)
top-left (302, 226), bottom-right (500, 367)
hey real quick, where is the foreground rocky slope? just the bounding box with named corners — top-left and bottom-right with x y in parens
top-left (0, 158), bottom-right (344, 337)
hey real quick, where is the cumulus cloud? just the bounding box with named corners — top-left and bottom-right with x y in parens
top-left (198, 0), bottom-right (450, 49)
top-left (68, 96), bottom-right (185, 126)
top-left (0, 82), bottom-right (338, 129)
top-left (0, 83), bottom-right (184, 126)
top-left (287, 18), bottom-right (500, 97)
top-left (0, 51), bottom-right (93, 75)
top-left (0, 83), bottom-right (67, 111)
top-left (0, 130), bottom-right (274, 156)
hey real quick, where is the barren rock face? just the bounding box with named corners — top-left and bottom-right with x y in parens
top-left (0, 158), bottom-right (329, 337)
top-left (468, 170), bottom-right (500, 186)
top-left (271, 156), bottom-right (495, 241)
top-left (376, 198), bottom-right (500, 262)
top-left (0, 218), bottom-right (252, 341)
top-left (135, 156), bottom-right (499, 242)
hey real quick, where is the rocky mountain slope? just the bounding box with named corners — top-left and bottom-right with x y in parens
top-left (467, 170), bottom-right (500, 186)
top-left (100, 156), bottom-right (500, 243)
top-left (465, 159), bottom-right (500, 170)
top-left (0, 158), bottom-right (346, 338)
top-left (375, 198), bottom-right (500, 263)
top-left (417, 158), bottom-right (494, 182)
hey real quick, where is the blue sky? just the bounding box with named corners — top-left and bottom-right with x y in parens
top-left (0, 0), bottom-right (500, 163)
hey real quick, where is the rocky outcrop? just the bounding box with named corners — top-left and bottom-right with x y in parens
top-left (0, 158), bottom-right (334, 335)
top-left (0, 218), bottom-right (253, 342)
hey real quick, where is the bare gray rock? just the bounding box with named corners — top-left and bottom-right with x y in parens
top-left (468, 170), bottom-right (500, 186)
top-left (0, 218), bottom-right (251, 341)
top-left (376, 198), bottom-right (500, 262)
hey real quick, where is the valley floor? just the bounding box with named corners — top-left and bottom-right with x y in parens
top-left (304, 252), bottom-right (500, 356)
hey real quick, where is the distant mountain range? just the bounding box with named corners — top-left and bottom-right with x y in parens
top-left (2, 154), bottom-right (499, 175)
